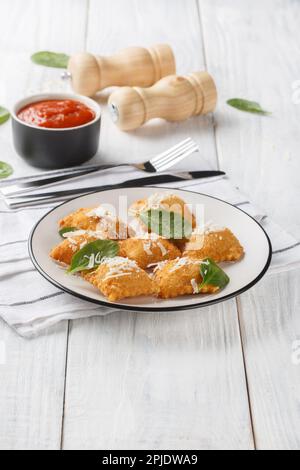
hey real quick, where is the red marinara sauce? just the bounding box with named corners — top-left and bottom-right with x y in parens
top-left (17, 99), bottom-right (95, 129)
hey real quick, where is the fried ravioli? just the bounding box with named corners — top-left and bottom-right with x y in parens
top-left (129, 193), bottom-right (196, 229)
top-left (183, 228), bottom-right (244, 262)
top-left (59, 207), bottom-right (100, 231)
top-left (50, 233), bottom-right (96, 266)
top-left (86, 257), bottom-right (158, 301)
top-left (118, 237), bottom-right (181, 269)
top-left (49, 197), bottom-right (240, 303)
top-left (153, 257), bottom-right (219, 299)
top-left (59, 206), bottom-right (127, 239)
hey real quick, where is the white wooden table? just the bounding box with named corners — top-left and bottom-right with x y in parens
top-left (0, 0), bottom-right (299, 450)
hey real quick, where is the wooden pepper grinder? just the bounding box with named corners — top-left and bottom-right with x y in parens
top-left (107, 72), bottom-right (217, 131)
top-left (67, 44), bottom-right (176, 97)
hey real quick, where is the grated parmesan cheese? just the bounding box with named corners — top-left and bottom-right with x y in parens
top-left (169, 257), bottom-right (193, 272)
top-left (157, 241), bottom-right (168, 256)
top-left (100, 256), bottom-right (140, 281)
top-left (191, 278), bottom-right (199, 294)
top-left (63, 229), bottom-right (86, 238)
top-left (87, 206), bottom-right (112, 218)
top-left (129, 192), bottom-right (172, 215)
top-left (143, 241), bottom-right (153, 255)
top-left (192, 221), bottom-right (225, 236)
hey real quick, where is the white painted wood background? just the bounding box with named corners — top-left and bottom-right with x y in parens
top-left (0, 0), bottom-right (299, 450)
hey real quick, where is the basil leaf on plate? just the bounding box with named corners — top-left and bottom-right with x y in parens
top-left (199, 258), bottom-right (230, 291)
top-left (0, 106), bottom-right (10, 125)
top-left (0, 161), bottom-right (13, 179)
top-left (31, 51), bottom-right (70, 69)
top-left (227, 98), bottom-right (271, 115)
top-left (59, 226), bottom-right (77, 238)
top-left (139, 209), bottom-right (193, 240)
top-left (68, 239), bottom-right (119, 274)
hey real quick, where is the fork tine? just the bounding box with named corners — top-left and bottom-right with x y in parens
top-left (155, 144), bottom-right (199, 172)
top-left (153, 143), bottom-right (195, 171)
top-left (153, 141), bottom-right (198, 171)
top-left (149, 138), bottom-right (193, 164)
top-left (153, 140), bottom-right (197, 167)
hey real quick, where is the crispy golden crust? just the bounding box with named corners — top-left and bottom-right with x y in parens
top-left (59, 208), bottom-right (99, 231)
top-left (82, 270), bottom-right (97, 283)
top-left (161, 195), bottom-right (196, 228)
top-left (50, 200), bottom-right (238, 302)
top-left (50, 234), bottom-right (96, 266)
top-left (59, 207), bottom-right (128, 239)
top-left (127, 218), bottom-right (149, 238)
top-left (172, 238), bottom-right (189, 253)
top-left (153, 257), bottom-right (219, 299)
top-left (118, 238), bottom-right (181, 269)
top-left (129, 193), bottom-right (196, 229)
top-left (86, 257), bottom-right (158, 301)
top-left (183, 229), bottom-right (244, 262)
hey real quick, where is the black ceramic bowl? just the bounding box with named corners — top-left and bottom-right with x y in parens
top-left (11, 93), bottom-right (101, 170)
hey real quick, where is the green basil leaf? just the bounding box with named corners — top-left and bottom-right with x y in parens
top-left (139, 209), bottom-right (193, 240)
top-left (0, 106), bottom-right (10, 125)
top-left (0, 161), bottom-right (13, 179)
top-left (199, 258), bottom-right (230, 291)
top-left (59, 226), bottom-right (77, 238)
top-left (227, 98), bottom-right (271, 115)
top-left (31, 51), bottom-right (69, 69)
top-left (68, 239), bottom-right (119, 274)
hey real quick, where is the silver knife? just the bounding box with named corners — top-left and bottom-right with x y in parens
top-left (0, 165), bottom-right (114, 197)
top-left (4, 171), bottom-right (225, 209)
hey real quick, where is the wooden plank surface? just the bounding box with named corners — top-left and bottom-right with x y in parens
top-left (63, 308), bottom-right (253, 450)
top-left (86, 0), bottom-right (217, 168)
top-left (200, 0), bottom-right (300, 450)
top-left (0, 0), bottom-right (299, 450)
top-left (0, 0), bottom-right (89, 179)
top-left (62, 0), bottom-right (254, 450)
top-left (0, 322), bottom-right (68, 449)
top-left (238, 270), bottom-right (300, 450)
top-left (0, 0), bottom-right (88, 450)
top-left (199, 0), bottom-right (300, 239)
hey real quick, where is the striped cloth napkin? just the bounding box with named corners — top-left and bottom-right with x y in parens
top-left (0, 168), bottom-right (299, 337)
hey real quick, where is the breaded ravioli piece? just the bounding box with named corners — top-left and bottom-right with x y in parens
top-left (129, 192), bottom-right (196, 229)
top-left (59, 207), bottom-right (100, 231)
top-left (127, 218), bottom-right (150, 238)
top-left (59, 205), bottom-right (128, 239)
top-left (50, 233), bottom-right (96, 266)
top-left (153, 257), bottom-right (219, 299)
top-left (118, 237), bottom-right (181, 269)
top-left (183, 228), bottom-right (244, 262)
top-left (86, 257), bottom-right (158, 302)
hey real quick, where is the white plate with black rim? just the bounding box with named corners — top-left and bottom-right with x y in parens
top-left (29, 186), bottom-right (272, 312)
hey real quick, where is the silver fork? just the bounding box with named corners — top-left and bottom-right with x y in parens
top-left (1, 138), bottom-right (198, 197)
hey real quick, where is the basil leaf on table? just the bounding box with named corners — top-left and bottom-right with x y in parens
top-left (31, 51), bottom-right (70, 68)
top-left (199, 258), bottom-right (230, 291)
top-left (68, 240), bottom-right (119, 274)
top-left (0, 106), bottom-right (10, 125)
top-left (139, 209), bottom-right (193, 240)
top-left (0, 161), bottom-right (13, 179)
top-left (227, 98), bottom-right (271, 115)
top-left (59, 226), bottom-right (77, 238)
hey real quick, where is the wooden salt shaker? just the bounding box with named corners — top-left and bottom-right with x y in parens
top-left (107, 72), bottom-right (217, 131)
top-left (67, 44), bottom-right (176, 96)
